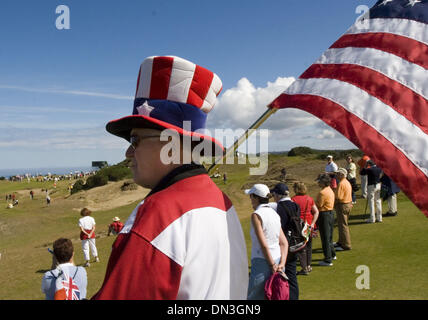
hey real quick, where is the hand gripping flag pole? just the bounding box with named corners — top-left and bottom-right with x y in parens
top-left (207, 107), bottom-right (277, 174)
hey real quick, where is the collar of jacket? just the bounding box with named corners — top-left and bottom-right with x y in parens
top-left (145, 163), bottom-right (207, 198)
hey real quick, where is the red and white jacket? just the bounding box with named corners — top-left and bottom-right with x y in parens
top-left (92, 166), bottom-right (248, 300)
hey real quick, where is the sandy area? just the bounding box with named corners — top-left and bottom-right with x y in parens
top-left (67, 180), bottom-right (150, 212)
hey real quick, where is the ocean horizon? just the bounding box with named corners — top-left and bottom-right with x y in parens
top-left (0, 166), bottom-right (98, 178)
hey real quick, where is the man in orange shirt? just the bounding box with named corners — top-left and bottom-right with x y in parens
top-left (334, 168), bottom-right (353, 251)
top-left (315, 173), bottom-right (336, 266)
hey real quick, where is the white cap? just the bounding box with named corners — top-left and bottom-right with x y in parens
top-left (337, 168), bottom-right (348, 176)
top-left (245, 184), bottom-right (271, 198)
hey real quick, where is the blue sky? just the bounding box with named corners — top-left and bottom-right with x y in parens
top-left (0, 0), bottom-right (377, 170)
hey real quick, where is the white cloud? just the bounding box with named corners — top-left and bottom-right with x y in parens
top-left (208, 76), bottom-right (318, 131)
top-left (207, 76), bottom-right (358, 152)
top-left (316, 129), bottom-right (337, 139)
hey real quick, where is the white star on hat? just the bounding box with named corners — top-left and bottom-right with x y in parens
top-left (406, 0), bottom-right (421, 6)
top-left (136, 101), bottom-right (155, 117)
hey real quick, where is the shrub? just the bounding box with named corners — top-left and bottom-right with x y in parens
top-left (71, 180), bottom-right (85, 195)
top-left (288, 147), bottom-right (315, 157)
top-left (121, 181), bottom-right (138, 191)
top-left (97, 161), bottom-right (132, 182)
top-left (85, 174), bottom-right (108, 189)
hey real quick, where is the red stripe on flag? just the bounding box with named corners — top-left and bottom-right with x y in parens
top-left (149, 57), bottom-right (174, 100)
top-left (270, 93), bottom-right (428, 217)
top-left (301, 63), bottom-right (428, 135)
top-left (186, 65), bottom-right (214, 108)
top-left (135, 67), bottom-right (141, 97)
top-left (330, 33), bottom-right (428, 69)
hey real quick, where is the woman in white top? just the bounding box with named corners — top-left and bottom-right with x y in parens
top-left (78, 208), bottom-right (99, 267)
top-left (245, 184), bottom-right (288, 300)
top-left (346, 155), bottom-right (357, 203)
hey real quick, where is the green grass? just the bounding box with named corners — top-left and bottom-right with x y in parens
top-left (1, 155), bottom-right (428, 299)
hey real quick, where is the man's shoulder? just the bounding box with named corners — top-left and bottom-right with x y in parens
top-left (149, 174), bottom-right (230, 208)
top-left (321, 187), bottom-right (334, 195)
top-left (43, 269), bottom-right (59, 279)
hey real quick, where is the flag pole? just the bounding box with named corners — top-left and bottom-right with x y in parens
top-left (207, 107), bottom-right (278, 174)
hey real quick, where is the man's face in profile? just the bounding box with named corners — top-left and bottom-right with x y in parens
top-left (126, 128), bottom-right (165, 189)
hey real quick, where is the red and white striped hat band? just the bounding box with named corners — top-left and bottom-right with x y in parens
top-left (135, 56), bottom-right (222, 113)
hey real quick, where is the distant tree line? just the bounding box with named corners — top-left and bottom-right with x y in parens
top-left (287, 147), bottom-right (363, 160)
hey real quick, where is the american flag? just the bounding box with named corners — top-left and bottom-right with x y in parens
top-left (269, 0), bottom-right (428, 217)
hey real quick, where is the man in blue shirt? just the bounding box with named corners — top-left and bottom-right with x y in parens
top-left (41, 238), bottom-right (87, 300)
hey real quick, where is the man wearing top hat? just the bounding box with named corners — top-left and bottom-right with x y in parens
top-left (92, 56), bottom-right (248, 300)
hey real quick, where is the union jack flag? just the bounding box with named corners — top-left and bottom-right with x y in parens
top-left (54, 272), bottom-right (81, 300)
top-left (269, 0), bottom-right (428, 217)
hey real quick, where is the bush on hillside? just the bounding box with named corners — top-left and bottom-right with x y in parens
top-left (288, 147), bottom-right (314, 157)
top-left (85, 174), bottom-right (108, 189)
top-left (288, 146), bottom-right (363, 161)
top-left (103, 166), bottom-right (132, 182)
top-left (315, 149), bottom-right (363, 161)
top-left (121, 181), bottom-right (138, 191)
top-left (71, 179), bottom-right (85, 195)
top-left (97, 160), bottom-right (132, 182)
top-left (71, 160), bottom-right (132, 194)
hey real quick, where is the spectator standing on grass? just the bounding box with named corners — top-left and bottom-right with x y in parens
top-left (334, 168), bottom-right (353, 251)
top-left (345, 155), bottom-right (357, 204)
top-left (245, 184), bottom-right (288, 300)
top-left (271, 183), bottom-right (300, 300)
top-left (325, 155), bottom-right (338, 190)
top-left (41, 238), bottom-right (87, 300)
top-left (357, 154), bottom-right (371, 199)
top-left (92, 56), bottom-right (248, 300)
top-left (360, 160), bottom-right (383, 223)
top-left (381, 174), bottom-right (400, 217)
top-left (315, 174), bottom-right (336, 266)
top-left (78, 208), bottom-right (99, 267)
top-left (291, 182), bottom-right (319, 275)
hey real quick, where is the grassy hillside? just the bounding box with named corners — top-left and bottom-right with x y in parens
top-left (0, 153), bottom-right (427, 299)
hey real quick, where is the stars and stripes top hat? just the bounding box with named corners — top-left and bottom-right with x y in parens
top-left (106, 56), bottom-right (224, 155)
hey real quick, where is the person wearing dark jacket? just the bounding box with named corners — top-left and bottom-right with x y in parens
top-left (380, 174), bottom-right (400, 217)
top-left (271, 183), bottom-right (300, 300)
top-left (360, 160), bottom-right (383, 223)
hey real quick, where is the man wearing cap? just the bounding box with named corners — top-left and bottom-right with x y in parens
top-left (357, 154), bottom-right (371, 199)
top-left (360, 160), bottom-right (383, 223)
top-left (334, 168), bottom-right (353, 251)
top-left (107, 217), bottom-right (124, 236)
top-left (325, 155), bottom-right (338, 189)
top-left (92, 56), bottom-right (248, 300)
top-left (244, 184), bottom-right (288, 300)
top-left (325, 155), bottom-right (338, 174)
top-left (270, 183), bottom-right (300, 300)
top-left (315, 174), bottom-right (336, 266)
